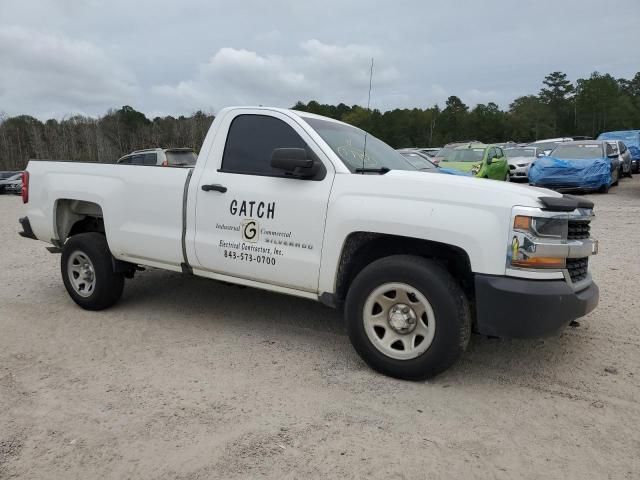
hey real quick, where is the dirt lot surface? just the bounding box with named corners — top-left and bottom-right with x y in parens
top-left (1, 179), bottom-right (639, 479)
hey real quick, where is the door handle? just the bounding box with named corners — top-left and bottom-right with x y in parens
top-left (201, 184), bottom-right (227, 193)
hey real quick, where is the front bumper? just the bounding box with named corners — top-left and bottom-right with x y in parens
top-left (509, 165), bottom-right (529, 179)
top-left (474, 274), bottom-right (599, 338)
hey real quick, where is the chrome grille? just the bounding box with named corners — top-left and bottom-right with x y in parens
top-left (568, 219), bottom-right (590, 240)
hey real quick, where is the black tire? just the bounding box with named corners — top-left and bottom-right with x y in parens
top-left (599, 183), bottom-right (610, 194)
top-left (61, 232), bottom-right (124, 310)
top-left (613, 168), bottom-right (620, 186)
top-left (345, 255), bottom-right (471, 380)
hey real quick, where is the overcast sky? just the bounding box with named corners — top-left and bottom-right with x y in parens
top-left (1, 0), bottom-right (639, 120)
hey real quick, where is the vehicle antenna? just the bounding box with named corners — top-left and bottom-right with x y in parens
top-left (361, 57), bottom-right (374, 174)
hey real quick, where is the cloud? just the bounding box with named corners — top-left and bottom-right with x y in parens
top-left (1, 0), bottom-right (639, 118)
top-left (0, 25), bottom-right (137, 117)
top-left (151, 39), bottom-right (400, 114)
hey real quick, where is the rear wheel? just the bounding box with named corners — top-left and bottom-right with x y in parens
top-left (345, 255), bottom-right (471, 380)
top-left (61, 232), bottom-right (124, 310)
top-left (613, 167), bottom-right (620, 186)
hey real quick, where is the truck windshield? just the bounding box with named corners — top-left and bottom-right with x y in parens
top-left (165, 150), bottom-right (197, 166)
top-left (303, 118), bottom-right (416, 172)
top-left (400, 152), bottom-right (436, 170)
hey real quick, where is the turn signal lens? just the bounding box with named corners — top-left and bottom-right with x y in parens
top-left (513, 215), bottom-right (531, 231)
top-left (511, 256), bottom-right (566, 269)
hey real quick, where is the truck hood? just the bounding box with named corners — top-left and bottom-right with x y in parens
top-left (382, 169), bottom-right (560, 208)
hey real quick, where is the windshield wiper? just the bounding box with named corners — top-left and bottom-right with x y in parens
top-left (355, 167), bottom-right (390, 174)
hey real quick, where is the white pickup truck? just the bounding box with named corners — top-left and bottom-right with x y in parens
top-left (19, 107), bottom-right (600, 379)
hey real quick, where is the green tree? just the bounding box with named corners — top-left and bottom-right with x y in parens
top-left (438, 96), bottom-right (469, 143)
top-left (508, 95), bottom-right (553, 141)
top-left (539, 71), bottom-right (574, 135)
top-left (575, 72), bottom-right (621, 136)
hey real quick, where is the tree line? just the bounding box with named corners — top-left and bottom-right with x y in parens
top-left (0, 107), bottom-right (214, 170)
top-left (1, 71), bottom-right (639, 171)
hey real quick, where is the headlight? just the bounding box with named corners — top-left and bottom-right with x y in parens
top-left (509, 214), bottom-right (568, 269)
top-left (471, 164), bottom-right (480, 175)
top-left (513, 215), bottom-right (568, 239)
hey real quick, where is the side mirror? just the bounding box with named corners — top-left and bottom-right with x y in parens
top-left (271, 148), bottom-right (318, 178)
top-left (607, 152), bottom-right (618, 159)
top-left (486, 156), bottom-right (493, 165)
top-left (537, 153), bottom-right (544, 157)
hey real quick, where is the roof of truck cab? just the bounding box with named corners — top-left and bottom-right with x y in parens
top-left (221, 106), bottom-right (347, 125)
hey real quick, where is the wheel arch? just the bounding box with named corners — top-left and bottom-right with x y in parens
top-left (54, 199), bottom-right (105, 244)
top-left (332, 232), bottom-right (474, 306)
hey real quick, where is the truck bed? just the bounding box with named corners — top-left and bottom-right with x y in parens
top-left (25, 161), bottom-right (191, 269)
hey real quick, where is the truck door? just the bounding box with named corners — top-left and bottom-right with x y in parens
top-left (193, 110), bottom-right (334, 293)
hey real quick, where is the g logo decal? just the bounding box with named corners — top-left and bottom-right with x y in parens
top-left (242, 219), bottom-right (259, 242)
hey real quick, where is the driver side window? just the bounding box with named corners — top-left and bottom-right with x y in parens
top-left (487, 147), bottom-right (497, 160)
top-left (221, 114), bottom-right (310, 177)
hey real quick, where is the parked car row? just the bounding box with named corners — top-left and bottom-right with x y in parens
top-left (403, 130), bottom-right (637, 193)
top-left (413, 142), bottom-right (510, 181)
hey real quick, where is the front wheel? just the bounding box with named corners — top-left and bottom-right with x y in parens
top-left (504, 172), bottom-right (511, 182)
top-left (345, 255), bottom-right (471, 380)
top-left (61, 232), bottom-right (124, 310)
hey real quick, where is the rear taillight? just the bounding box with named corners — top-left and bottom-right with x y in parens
top-left (21, 171), bottom-right (29, 203)
top-left (161, 159), bottom-right (168, 167)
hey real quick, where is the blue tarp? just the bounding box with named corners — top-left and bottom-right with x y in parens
top-left (529, 156), bottom-right (611, 189)
top-left (597, 130), bottom-right (640, 160)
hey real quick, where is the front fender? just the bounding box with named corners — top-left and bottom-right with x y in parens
top-left (318, 178), bottom-right (512, 294)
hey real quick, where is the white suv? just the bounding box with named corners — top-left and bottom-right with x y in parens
top-left (117, 148), bottom-right (197, 167)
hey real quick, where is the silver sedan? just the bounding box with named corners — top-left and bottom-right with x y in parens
top-left (505, 147), bottom-right (543, 181)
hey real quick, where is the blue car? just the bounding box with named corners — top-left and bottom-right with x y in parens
top-left (529, 141), bottom-right (620, 193)
top-left (597, 130), bottom-right (640, 174)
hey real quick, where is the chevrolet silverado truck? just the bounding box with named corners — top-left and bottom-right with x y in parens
top-left (18, 107), bottom-right (600, 379)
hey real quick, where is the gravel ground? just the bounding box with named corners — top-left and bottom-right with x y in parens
top-left (1, 179), bottom-right (639, 479)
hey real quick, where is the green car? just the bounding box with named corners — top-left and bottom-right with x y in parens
top-left (439, 143), bottom-right (510, 181)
